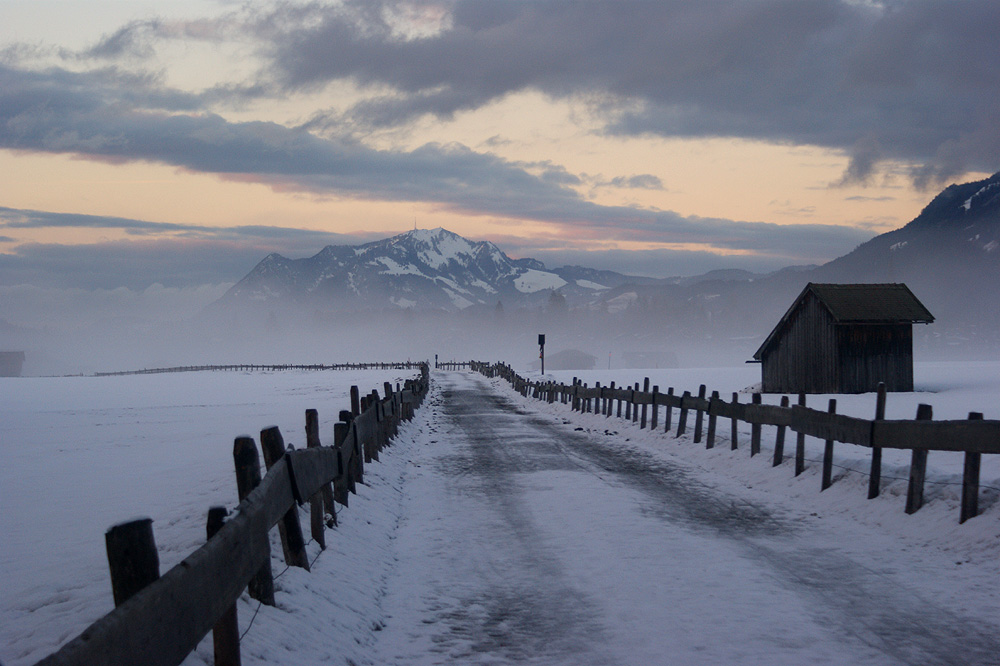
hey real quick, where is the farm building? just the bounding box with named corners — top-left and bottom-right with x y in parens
top-left (752, 283), bottom-right (933, 394)
top-left (0, 351), bottom-right (26, 377)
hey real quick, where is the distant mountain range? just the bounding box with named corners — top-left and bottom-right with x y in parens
top-left (210, 171), bottom-right (1000, 357)
top-left (212, 227), bottom-right (653, 314)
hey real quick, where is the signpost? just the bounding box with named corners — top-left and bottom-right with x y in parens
top-left (538, 334), bottom-right (546, 375)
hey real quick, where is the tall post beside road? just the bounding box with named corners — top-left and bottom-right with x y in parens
top-left (538, 334), bottom-right (546, 376)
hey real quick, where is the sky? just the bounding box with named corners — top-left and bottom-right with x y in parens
top-left (1, 0), bottom-right (998, 323)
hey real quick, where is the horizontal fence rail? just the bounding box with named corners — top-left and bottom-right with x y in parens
top-left (35, 363), bottom-right (430, 666)
top-left (92, 361), bottom-right (425, 377)
top-left (469, 361), bottom-right (997, 525)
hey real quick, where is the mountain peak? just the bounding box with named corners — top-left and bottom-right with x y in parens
top-left (908, 170), bottom-right (1000, 228)
top-left (212, 227), bottom-right (640, 313)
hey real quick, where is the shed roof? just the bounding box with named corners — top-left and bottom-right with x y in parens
top-left (753, 283), bottom-right (934, 360)
top-left (807, 283), bottom-right (934, 323)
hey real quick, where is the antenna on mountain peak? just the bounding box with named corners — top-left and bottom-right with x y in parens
top-left (414, 217), bottom-right (417, 231)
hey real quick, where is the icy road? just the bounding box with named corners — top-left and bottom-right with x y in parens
top-left (369, 371), bottom-right (1000, 666)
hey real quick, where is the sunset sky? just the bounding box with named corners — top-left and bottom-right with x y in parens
top-left (1, 0), bottom-right (998, 310)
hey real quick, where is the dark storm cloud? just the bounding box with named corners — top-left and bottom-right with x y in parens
top-left (0, 65), bottom-right (870, 262)
top-left (264, 0), bottom-right (1000, 184)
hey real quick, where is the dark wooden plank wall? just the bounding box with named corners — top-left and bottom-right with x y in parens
top-left (836, 324), bottom-right (913, 393)
top-left (762, 293), bottom-right (839, 394)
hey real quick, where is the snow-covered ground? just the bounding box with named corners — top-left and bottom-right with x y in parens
top-left (2, 362), bottom-right (999, 665)
top-left (0, 369), bottom-right (416, 665)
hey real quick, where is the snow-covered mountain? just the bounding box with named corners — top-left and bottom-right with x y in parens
top-left (213, 227), bottom-right (646, 313)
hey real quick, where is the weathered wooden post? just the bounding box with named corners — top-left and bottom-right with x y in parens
top-left (730, 392), bottom-right (739, 450)
top-left (260, 426), bottom-right (310, 570)
top-left (625, 386), bottom-right (632, 421)
top-left (333, 421), bottom-right (350, 505)
top-left (905, 404), bottom-right (932, 515)
top-left (961, 412), bottom-right (984, 523)
top-left (305, 409), bottom-right (333, 539)
top-left (233, 436), bottom-right (276, 605)
top-left (207, 507), bottom-right (241, 666)
top-left (633, 383), bottom-right (640, 423)
top-left (676, 390), bottom-right (690, 438)
top-left (772, 395), bottom-right (789, 466)
top-left (350, 385), bottom-right (361, 417)
top-left (640, 377), bottom-right (650, 429)
top-left (693, 384), bottom-right (707, 443)
top-left (706, 390), bottom-right (719, 448)
top-left (795, 393), bottom-right (806, 475)
top-left (868, 383), bottom-right (887, 499)
top-left (664, 387), bottom-right (674, 432)
top-left (105, 518), bottom-right (159, 607)
top-left (750, 393), bottom-right (762, 456)
top-left (821, 399), bottom-right (837, 490)
top-left (607, 382), bottom-right (615, 417)
top-left (651, 385), bottom-right (660, 430)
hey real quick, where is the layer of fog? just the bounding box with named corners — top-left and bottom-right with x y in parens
top-left (1, 282), bottom-right (989, 377)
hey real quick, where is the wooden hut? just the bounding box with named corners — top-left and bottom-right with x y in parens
top-left (752, 284), bottom-right (933, 394)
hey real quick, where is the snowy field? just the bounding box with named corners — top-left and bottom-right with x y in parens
top-left (2, 362), bottom-right (999, 665)
top-left (0, 369), bottom-right (416, 665)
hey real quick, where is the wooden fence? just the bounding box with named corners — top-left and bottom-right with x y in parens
top-left (435, 360), bottom-right (470, 370)
top-left (470, 361), bottom-right (997, 524)
top-left (93, 361), bottom-right (424, 377)
top-left (35, 363), bottom-right (430, 666)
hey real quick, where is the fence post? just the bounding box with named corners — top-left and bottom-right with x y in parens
top-left (772, 396), bottom-right (789, 466)
top-left (641, 377), bottom-right (650, 429)
top-left (676, 391), bottom-right (690, 438)
top-left (105, 518), bottom-right (159, 607)
top-left (795, 393), bottom-right (806, 475)
top-left (730, 392), bottom-right (739, 450)
top-left (207, 507), bottom-right (241, 666)
top-left (350, 385), bottom-right (361, 418)
top-left (333, 421), bottom-right (350, 505)
top-left (693, 384), bottom-right (707, 443)
top-left (233, 436), bottom-right (276, 605)
top-left (960, 412), bottom-right (983, 523)
top-left (868, 383), bottom-right (887, 499)
top-left (821, 399), bottom-right (837, 490)
top-left (260, 426), bottom-right (311, 570)
top-left (750, 393), bottom-right (762, 456)
top-left (305, 410), bottom-right (332, 541)
top-left (606, 382), bottom-right (615, 417)
top-left (632, 383), bottom-right (640, 423)
top-left (651, 386), bottom-right (660, 430)
top-left (664, 387), bottom-right (674, 432)
top-left (905, 404), bottom-right (932, 515)
top-left (625, 387), bottom-right (632, 421)
top-left (706, 390), bottom-right (718, 448)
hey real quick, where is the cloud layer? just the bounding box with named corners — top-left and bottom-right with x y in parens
top-left (260, 0), bottom-right (1000, 184)
top-left (3, 0), bottom-right (997, 296)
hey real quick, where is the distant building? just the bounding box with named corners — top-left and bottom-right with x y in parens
top-left (530, 349), bottom-right (597, 372)
top-left (0, 351), bottom-right (25, 377)
top-left (752, 284), bottom-right (933, 394)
